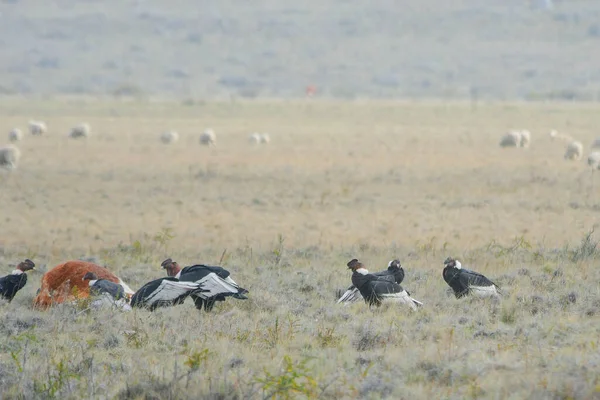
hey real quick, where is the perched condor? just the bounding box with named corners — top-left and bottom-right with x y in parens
top-left (442, 257), bottom-right (501, 299)
top-left (345, 259), bottom-right (422, 310)
top-left (337, 259), bottom-right (405, 304)
top-left (0, 259), bottom-right (35, 302)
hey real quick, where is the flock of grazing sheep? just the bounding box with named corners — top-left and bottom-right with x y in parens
top-left (0, 120), bottom-right (272, 172)
top-left (500, 128), bottom-right (600, 170)
top-left (3, 117), bottom-right (600, 173)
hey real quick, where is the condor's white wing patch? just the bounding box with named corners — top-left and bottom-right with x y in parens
top-left (337, 287), bottom-right (362, 304)
top-left (380, 290), bottom-right (423, 310)
top-left (145, 280), bottom-right (200, 304)
top-left (118, 278), bottom-right (136, 296)
top-left (193, 272), bottom-right (240, 299)
top-left (470, 285), bottom-right (500, 298)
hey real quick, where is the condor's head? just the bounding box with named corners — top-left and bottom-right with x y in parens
top-left (388, 259), bottom-right (402, 269)
top-left (82, 272), bottom-right (99, 282)
top-left (346, 258), bottom-right (368, 275)
top-left (161, 258), bottom-right (181, 277)
top-left (17, 259), bottom-right (35, 272)
top-left (443, 257), bottom-right (462, 270)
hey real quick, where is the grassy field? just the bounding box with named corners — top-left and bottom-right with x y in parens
top-left (1, 99), bottom-right (599, 399)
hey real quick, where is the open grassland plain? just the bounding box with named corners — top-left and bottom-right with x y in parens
top-left (0, 99), bottom-right (600, 399)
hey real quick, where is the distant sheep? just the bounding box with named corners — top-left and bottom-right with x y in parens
top-left (160, 130), bottom-right (179, 144)
top-left (69, 123), bottom-right (91, 139)
top-left (29, 120), bottom-right (47, 136)
top-left (200, 129), bottom-right (216, 146)
top-left (249, 133), bottom-right (261, 144)
top-left (0, 145), bottom-right (21, 171)
top-left (249, 132), bottom-right (270, 145)
top-left (564, 141), bottom-right (583, 161)
top-left (591, 138), bottom-right (600, 148)
top-left (8, 128), bottom-right (22, 142)
top-left (499, 130), bottom-right (522, 148)
top-left (588, 152), bottom-right (600, 170)
top-left (519, 130), bottom-right (531, 148)
top-left (549, 130), bottom-right (573, 142)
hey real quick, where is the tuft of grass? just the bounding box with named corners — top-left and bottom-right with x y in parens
top-left (256, 355), bottom-right (318, 400)
top-left (569, 229), bottom-right (599, 262)
top-left (316, 325), bottom-right (343, 348)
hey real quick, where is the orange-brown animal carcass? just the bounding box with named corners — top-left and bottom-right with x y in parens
top-left (33, 260), bottom-right (135, 309)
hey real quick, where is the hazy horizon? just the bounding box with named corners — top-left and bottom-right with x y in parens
top-left (1, 0), bottom-right (599, 101)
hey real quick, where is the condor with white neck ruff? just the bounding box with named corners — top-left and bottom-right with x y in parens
top-left (0, 259), bottom-right (35, 302)
top-left (337, 259), bottom-right (405, 304)
top-left (161, 258), bottom-right (248, 312)
top-left (442, 257), bottom-right (501, 298)
top-left (345, 259), bottom-right (422, 310)
top-left (82, 272), bottom-right (126, 300)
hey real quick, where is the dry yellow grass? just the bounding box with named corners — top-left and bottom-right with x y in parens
top-left (0, 99), bottom-right (599, 399)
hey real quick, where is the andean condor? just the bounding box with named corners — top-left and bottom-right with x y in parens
top-left (442, 257), bottom-right (501, 298)
top-left (0, 259), bottom-right (35, 302)
top-left (337, 259), bottom-right (405, 304)
top-left (161, 258), bottom-right (248, 311)
top-left (345, 259), bottom-right (422, 310)
top-left (130, 277), bottom-right (202, 311)
top-left (82, 272), bottom-right (131, 310)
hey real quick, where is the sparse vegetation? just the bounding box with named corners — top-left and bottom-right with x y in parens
top-left (1, 100), bottom-right (600, 399)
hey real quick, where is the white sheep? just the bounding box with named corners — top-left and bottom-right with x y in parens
top-left (8, 128), bottom-right (23, 142)
top-left (0, 145), bottom-right (21, 171)
top-left (591, 138), bottom-right (600, 148)
top-left (69, 123), bottom-right (91, 139)
top-left (200, 129), bottom-right (216, 146)
top-left (519, 130), bottom-right (531, 148)
top-left (29, 120), bottom-right (47, 136)
top-left (564, 141), bottom-right (583, 161)
top-left (588, 152), bottom-right (600, 170)
top-left (499, 130), bottom-right (522, 147)
top-left (249, 133), bottom-right (261, 144)
top-left (260, 133), bottom-right (270, 144)
top-left (160, 130), bottom-right (179, 144)
top-left (549, 130), bottom-right (573, 142)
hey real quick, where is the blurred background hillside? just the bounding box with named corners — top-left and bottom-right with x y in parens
top-left (1, 0), bottom-right (599, 101)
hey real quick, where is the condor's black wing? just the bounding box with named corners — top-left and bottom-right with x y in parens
top-left (91, 280), bottom-right (125, 300)
top-left (179, 265), bottom-right (231, 281)
top-left (460, 269), bottom-right (499, 288)
top-left (131, 277), bottom-right (200, 311)
top-left (0, 273), bottom-right (28, 302)
top-left (180, 266), bottom-right (248, 299)
top-left (337, 285), bottom-right (362, 304)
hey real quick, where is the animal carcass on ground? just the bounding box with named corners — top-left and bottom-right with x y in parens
top-left (33, 260), bottom-right (134, 308)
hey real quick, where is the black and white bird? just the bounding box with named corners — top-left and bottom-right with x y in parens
top-left (0, 259), bottom-right (35, 302)
top-left (130, 277), bottom-right (202, 311)
top-left (82, 272), bottom-right (131, 310)
top-left (442, 257), bottom-right (501, 298)
top-left (345, 259), bottom-right (423, 310)
top-left (83, 272), bottom-right (126, 300)
top-left (161, 258), bottom-right (249, 311)
top-left (337, 259), bottom-right (405, 304)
